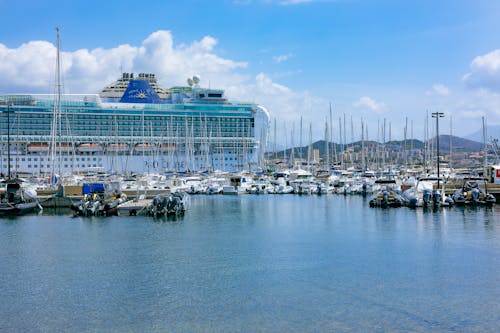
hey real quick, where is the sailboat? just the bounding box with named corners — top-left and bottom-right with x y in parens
top-left (0, 105), bottom-right (40, 215)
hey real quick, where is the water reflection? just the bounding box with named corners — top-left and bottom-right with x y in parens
top-left (1, 195), bottom-right (499, 332)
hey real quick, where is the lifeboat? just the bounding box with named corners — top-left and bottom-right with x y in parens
top-left (58, 143), bottom-right (74, 153)
top-left (27, 142), bottom-right (49, 153)
top-left (77, 143), bottom-right (103, 152)
top-left (107, 143), bottom-right (129, 152)
top-left (134, 143), bottom-right (156, 152)
top-left (159, 143), bottom-right (176, 151)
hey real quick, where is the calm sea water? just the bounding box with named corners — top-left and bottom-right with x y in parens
top-left (1, 195), bottom-right (499, 332)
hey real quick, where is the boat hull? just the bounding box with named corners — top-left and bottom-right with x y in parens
top-left (0, 201), bottom-right (39, 215)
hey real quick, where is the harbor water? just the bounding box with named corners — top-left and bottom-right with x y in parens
top-left (1, 195), bottom-right (499, 332)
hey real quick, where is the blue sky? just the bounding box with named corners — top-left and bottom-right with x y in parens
top-left (1, 0), bottom-right (500, 144)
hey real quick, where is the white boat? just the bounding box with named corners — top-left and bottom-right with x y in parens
top-left (274, 177), bottom-right (294, 194)
top-left (204, 177), bottom-right (227, 194)
top-left (0, 179), bottom-right (40, 215)
top-left (404, 177), bottom-right (452, 208)
top-left (117, 194), bottom-right (152, 216)
top-left (183, 176), bottom-right (204, 194)
top-left (247, 180), bottom-right (275, 194)
top-left (224, 173), bottom-right (254, 194)
top-left (77, 143), bottom-right (103, 153)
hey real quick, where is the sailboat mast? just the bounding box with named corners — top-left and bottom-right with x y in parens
top-left (7, 103), bottom-right (11, 178)
top-left (290, 123), bottom-right (295, 167)
top-left (324, 119), bottom-right (329, 168)
top-left (283, 121), bottom-right (287, 163)
top-left (343, 113), bottom-right (346, 167)
top-left (273, 118), bottom-right (277, 160)
top-left (410, 120), bottom-right (414, 167)
top-left (383, 118), bottom-right (386, 170)
top-left (329, 102), bottom-right (334, 165)
top-left (449, 116), bottom-right (453, 170)
top-left (404, 117), bottom-right (408, 170)
top-left (299, 116), bottom-right (303, 162)
top-left (483, 116), bottom-right (487, 170)
top-left (361, 118), bottom-right (365, 171)
top-left (339, 117), bottom-right (343, 169)
top-left (49, 27), bottom-right (62, 181)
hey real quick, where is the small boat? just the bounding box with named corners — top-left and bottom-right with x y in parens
top-left (403, 177), bottom-right (454, 208)
top-left (369, 179), bottom-right (407, 208)
top-left (147, 192), bottom-right (189, 217)
top-left (134, 143), bottom-right (156, 152)
top-left (183, 176), bottom-right (204, 194)
top-left (117, 194), bottom-right (152, 216)
top-left (70, 183), bottom-right (128, 216)
top-left (222, 185), bottom-right (238, 195)
top-left (0, 178), bottom-right (40, 215)
top-left (27, 142), bottom-right (49, 153)
top-left (158, 143), bottom-right (176, 151)
top-left (247, 181), bottom-right (275, 194)
top-left (77, 143), bottom-right (103, 153)
top-left (452, 178), bottom-right (496, 206)
top-left (107, 143), bottom-right (129, 152)
top-left (204, 177), bottom-right (225, 194)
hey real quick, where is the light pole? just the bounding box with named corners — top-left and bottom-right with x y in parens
top-left (432, 112), bottom-right (444, 187)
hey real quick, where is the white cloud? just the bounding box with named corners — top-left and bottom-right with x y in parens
top-left (429, 83), bottom-right (450, 96)
top-left (0, 30), bottom-right (331, 143)
top-left (273, 53), bottom-right (293, 63)
top-left (353, 96), bottom-right (384, 112)
top-left (7, 30), bottom-right (497, 143)
top-left (227, 73), bottom-right (327, 125)
top-left (0, 41), bottom-right (57, 91)
top-left (463, 49), bottom-right (500, 92)
top-left (0, 30), bottom-right (248, 94)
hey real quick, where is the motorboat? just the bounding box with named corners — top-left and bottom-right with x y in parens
top-left (452, 178), bottom-right (496, 206)
top-left (369, 179), bottom-right (407, 208)
top-left (0, 178), bottom-right (40, 215)
top-left (147, 192), bottom-right (190, 217)
top-left (403, 177), bottom-right (453, 208)
top-left (117, 194), bottom-right (152, 216)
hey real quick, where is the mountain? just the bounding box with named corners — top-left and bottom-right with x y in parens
top-left (464, 125), bottom-right (500, 142)
top-left (266, 135), bottom-right (484, 159)
top-left (435, 135), bottom-right (484, 151)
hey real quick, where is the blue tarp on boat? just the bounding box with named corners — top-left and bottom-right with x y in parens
top-left (82, 183), bottom-right (106, 195)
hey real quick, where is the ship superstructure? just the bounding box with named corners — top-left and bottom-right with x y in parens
top-left (100, 72), bottom-right (170, 101)
top-left (0, 74), bottom-right (269, 175)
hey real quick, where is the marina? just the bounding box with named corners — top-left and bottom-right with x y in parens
top-left (0, 163), bottom-right (498, 217)
top-left (1, 9), bottom-right (500, 331)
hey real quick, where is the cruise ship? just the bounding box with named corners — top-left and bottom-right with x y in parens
top-left (0, 73), bottom-right (269, 176)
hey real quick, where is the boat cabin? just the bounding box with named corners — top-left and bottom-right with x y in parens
top-left (486, 165), bottom-right (500, 184)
